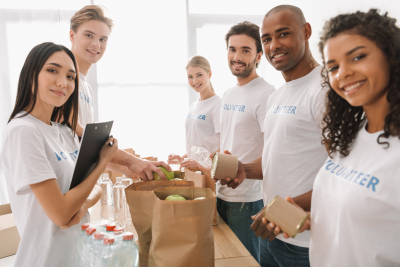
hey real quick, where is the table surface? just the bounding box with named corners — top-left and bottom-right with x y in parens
top-left (0, 201), bottom-right (260, 267)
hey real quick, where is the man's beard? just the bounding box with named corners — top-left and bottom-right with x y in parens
top-left (229, 56), bottom-right (257, 78)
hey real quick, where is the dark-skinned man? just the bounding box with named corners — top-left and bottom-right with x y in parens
top-left (207, 5), bottom-right (328, 267)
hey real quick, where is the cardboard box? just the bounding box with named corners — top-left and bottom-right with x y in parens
top-left (0, 204), bottom-right (20, 258)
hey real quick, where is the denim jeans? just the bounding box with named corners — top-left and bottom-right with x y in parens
top-left (217, 197), bottom-right (263, 263)
top-left (260, 237), bottom-right (310, 267)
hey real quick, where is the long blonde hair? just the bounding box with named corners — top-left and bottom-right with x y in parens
top-left (186, 55), bottom-right (214, 92)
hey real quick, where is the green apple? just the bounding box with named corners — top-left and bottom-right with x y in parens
top-left (153, 166), bottom-right (174, 180)
top-left (165, 195), bottom-right (186, 201)
top-left (194, 197), bottom-right (206, 200)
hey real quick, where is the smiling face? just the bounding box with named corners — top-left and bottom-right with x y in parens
top-left (227, 34), bottom-right (262, 78)
top-left (70, 19), bottom-right (110, 65)
top-left (324, 33), bottom-right (390, 109)
top-left (261, 10), bottom-right (306, 71)
top-left (36, 51), bottom-right (76, 108)
top-left (187, 66), bottom-right (211, 93)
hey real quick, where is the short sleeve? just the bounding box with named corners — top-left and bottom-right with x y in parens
top-left (312, 87), bottom-right (329, 129)
top-left (256, 87), bottom-right (275, 132)
top-left (212, 100), bottom-right (222, 134)
top-left (2, 125), bottom-right (57, 195)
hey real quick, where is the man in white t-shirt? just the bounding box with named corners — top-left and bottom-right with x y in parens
top-left (218, 6), bottom-right (328, 267)
top-left (69, 6), bottom-right (171, 180)
top-left (217, 21), bottom-right (275, 263)
top-left (239, 5), bottom-right (328, 267)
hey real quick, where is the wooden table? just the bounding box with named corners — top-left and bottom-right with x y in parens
top-left (90, 201), bottom-right (260, 267)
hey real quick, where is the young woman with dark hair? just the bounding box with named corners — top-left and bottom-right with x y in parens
top-left (265, 9), bottom-right (400, 266)
top-left (2, 42), bottom-right (118, 267)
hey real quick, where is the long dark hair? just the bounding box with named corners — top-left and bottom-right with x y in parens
top-left (8, 42), bottom-right (79, 132)
top-left (319, 9), bottom-right (400, 157)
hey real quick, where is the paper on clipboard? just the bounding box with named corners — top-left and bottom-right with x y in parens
top-left (69, 121), bottom-right (113, 189)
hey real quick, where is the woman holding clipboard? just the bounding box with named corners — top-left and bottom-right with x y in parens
top-left (2, 42), bottom-right (118, 267)
top-left (168, 56), bottom-right (221, 168)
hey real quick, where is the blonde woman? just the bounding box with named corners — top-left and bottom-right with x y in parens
top-left (168, 56), bottom-right (221, 168)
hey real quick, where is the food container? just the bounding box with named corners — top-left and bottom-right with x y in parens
top-left (264, 195), bottom-right (309, 238)
top-left (210, 153), bottom-right (238, 180)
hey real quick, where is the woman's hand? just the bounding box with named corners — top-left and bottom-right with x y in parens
top-left (180, 158), bottom-right (199, 168)
top-left (60, 202), bottom-right (88, 230)
top-left (258, 196), bottom-right (311, 240)
top-left (99, 137), bottom-right (118, 163)
top-left (168, 154), bottom-right (183, 164)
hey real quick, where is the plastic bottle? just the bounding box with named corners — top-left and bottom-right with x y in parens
top-left (100, 236), bottom-right (118, 266)
top-left (121, 232), bottom-right (139, 267)
top-left (122, 177), bottom-right (133, 226)
top-left (113, 177), bottom-right (126, 228)
top-left (169, 154), bottom-right (181, 171)
top-left (99, 173), bottom-right (114, 221)
top-left (191, 146), bottom-right (212, 168)
top-left (75, 223), bottom-right (90, 266)
top-left (89, 231), bottom-right (105, 267)
top-left (113, 227), bottom-right (124, 242)
top-left (82, 227), bottom-right (96, 266)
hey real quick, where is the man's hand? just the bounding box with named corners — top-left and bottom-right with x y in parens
top-left (180, 158), bottom-right (199, 168)
top-left (266, 196), bottom-right (311, 239)
top-left (128, 159), bottom-right (172, 181)
top-left (250, 206), bottom-right (275, 240)
top-left (217, 150), bottom-right (245, 189)
top-left (168, 154), bottom-right (183, 164)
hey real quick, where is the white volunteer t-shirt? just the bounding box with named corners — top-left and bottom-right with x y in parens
top-left (2, 112), bottom-right (89, 267)
top-left (186, 95), bottom-right (221, 159)
top-left (219, 77), bottom-right (275, 202)
top-left (262, 66), bottom-right (327, 247)
top-left (78, 72), bottom-right (95, 126)
top-left (310, 125), bottom-right (400, 267)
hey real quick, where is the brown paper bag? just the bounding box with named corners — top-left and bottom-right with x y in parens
top-left (185, 168), bottom-right (218, 225)
top-left (125, 180), bottom-right (195, 267)
top-left (148, 187), bottom-right (215, 267)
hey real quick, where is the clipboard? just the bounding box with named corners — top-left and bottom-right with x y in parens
top-left (70, 121), bottom-right (113, 189)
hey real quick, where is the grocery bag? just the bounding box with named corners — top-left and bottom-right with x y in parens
top-left (185, 167), bottom-right (218, 225)
top-left (125, 180), bottom-right (195, 267)
top-left (148, 187), bottom-right (215, 267)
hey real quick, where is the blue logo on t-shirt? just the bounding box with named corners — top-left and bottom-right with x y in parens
top-left (323, 159), bottom-right (380, 192)
top-left (187, 113), bottom-right (206, 120)
top-left (267, 105), bottom-right (297, 115)
top-left (80, 91), bottom-right (94, 107)
top-left (222, 104), bottom-right (245, 112)
top-left (55, 150), bottom-right (78, 162)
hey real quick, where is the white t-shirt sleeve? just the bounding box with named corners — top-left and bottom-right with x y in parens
top-left (3, 125), bottom-right (57, 195)
top-left (212, 101), bottom-right (221, 134)
top-left (256, 90), bottom-right (274, 133)
top-left (312, 87), bottom-right (328, 129)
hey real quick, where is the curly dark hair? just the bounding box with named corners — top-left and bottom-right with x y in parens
top-left (319, 9), bottom-right (400, 157)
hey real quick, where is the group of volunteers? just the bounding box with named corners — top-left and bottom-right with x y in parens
top-left (1, 2), bottom-right (399, 267)
top-left (170, 4), bottom-right (400, 267)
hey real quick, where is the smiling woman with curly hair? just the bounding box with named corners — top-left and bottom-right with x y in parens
top-left (272, 9), bottom-right (400, 267)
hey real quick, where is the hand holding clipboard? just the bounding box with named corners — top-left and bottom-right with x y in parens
top-left (70, 121), bottom-right (116, 189)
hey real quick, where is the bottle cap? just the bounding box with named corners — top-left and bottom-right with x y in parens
top-left (113, 227), bottom-right (124, 235)
top-left (102, 173), bottom-right (109, 179)
top-left (94, 231), bottom-right (105, 240)
top-left (116, 177), bottom-right (123, 183)
top-left (191, 146), bottom-right (197, 153)
top-left (103, 236), bottom-right (115, 245)
top-left (123, 232), bottom-right (134, 241)
top-left (81, 223), bottom-right (90, 231)
top-left (85, 227), bottom-right (96, 235)
top-left (106, 222), bottom-right (117, 231)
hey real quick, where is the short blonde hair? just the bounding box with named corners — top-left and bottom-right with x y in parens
top-left (186, 55), bottom-right (214, 92)
top-left (70, 5), bottom-right (114, 33)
